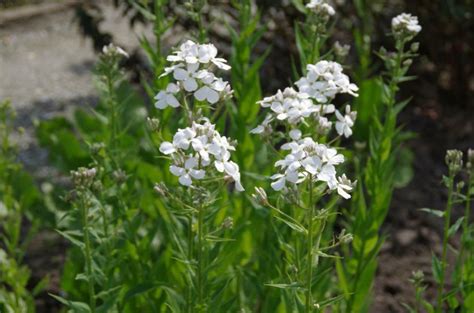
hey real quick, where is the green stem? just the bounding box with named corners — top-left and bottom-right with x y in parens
top-left (437, 172), bottom-right (454, 312)
top-left (187, 214), bottom-right (194, 313)
top-left (81, 192), bottom-right (96, 313)
top-left (458, 172), bottom-right (472, 298)
top-left (305, 177), bottom-right (314, 312)
top-left (197, 202), bottom-right (204, 311)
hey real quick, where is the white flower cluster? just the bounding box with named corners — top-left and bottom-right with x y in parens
top-left (159, 119), bottom-right (244, 191)
top-left (270, 130), bottom-right (354, 198)
top-left (306, 0), bottom-right (335, 17)
top-left (252, 60), bottom-right (357, 138)
top-left (296, 61), bottom-right (359, 102)
top-left (391, 13), bottom-right (422, 38)
top-left (155, 40), bottom-right (232, 109)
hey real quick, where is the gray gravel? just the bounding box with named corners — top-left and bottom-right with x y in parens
top-left (0, 3), bottom-right (153, 175)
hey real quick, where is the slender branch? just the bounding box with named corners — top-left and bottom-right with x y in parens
top-left (436, 171), bottom-right (454, 312)
top-left (305, 176), bottom-right (315, 312)
top-left (81, 192), bottom-right (96, 313)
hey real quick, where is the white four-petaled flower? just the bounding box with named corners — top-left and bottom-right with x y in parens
top-left (154, 83), bottom-right (180, 109)
top-left (159, 120), bottom-right (244, 191)
top-left (155, 40), bottom-right (232, 109)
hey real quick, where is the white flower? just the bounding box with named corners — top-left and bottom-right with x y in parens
top-left (289, 129), bottom-right (302, 141)
top-left (258, 88), bottom-right (318, 125)
top-left (170, 156), bottom-right (205, 186)
top-left (270, 137), bottom-right (348, 197)
top-left (197, 43), bottom-right (231, 70)
top-left (295, 61), bottom-right (358, 102)
top-left (173, 63), bottom-right (200, 92)
top-left (335, 105), bottom-right (357, 138)
top-left (159, 40), bottom-right (233, 106)
top-left (159, 120), bottom-right (243, 191)
top-left (154, 83), bottom-right (180, 109)
top-left (159, 141), bottom-right (176, 155)
top-left (194, 86), bottom-right (219, 103)
top-left (251, 114), bottom-right (273, 135)
top-left (173, 128), bottom-right (196, 150)
top-left (392, 13), bottom-right (421, 37)
top-left (335, 174), bottom-right (354, 199)
top-left (306, 0), bottom-right (335, 17)
top-left (167, 40), bottom-right (199, 63)
top-left (319, 146), bottom-right (344, 165)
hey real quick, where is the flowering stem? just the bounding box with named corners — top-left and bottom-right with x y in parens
top-left (458, 172), bottom-right (472, 287)
top-left (186, 214), bottom-right (193, 313)
top-left (80, 192), bottom-right (96, 313)
top-left (305, 176), bottom-right (314, 312)
top-left (436, 171), bottom-right (455, 312)
top-left (106, 74), bottom-right (120, 168)
top-left (197, 201), bottom-right (204, 311)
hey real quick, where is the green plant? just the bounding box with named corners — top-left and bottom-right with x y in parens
top-left (405, 149), bottom-right (474, 313)
top-left (0, 101), bottom-right (47, 313)
top-left (337, 13), bottom-right (421, 313)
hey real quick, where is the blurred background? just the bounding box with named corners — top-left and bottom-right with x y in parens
top-left (0, 0), bottom-right (473, 312)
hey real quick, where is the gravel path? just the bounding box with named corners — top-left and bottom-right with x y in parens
top-left (0, 2), bottom-right (152, 175)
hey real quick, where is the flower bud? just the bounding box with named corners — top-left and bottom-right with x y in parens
top-left (403, 59), bottom-right (413, 67)
top-left (71, 167), bottom-right (97, 189)
top-left (147, 117), bottom-right (160, 132)
top-left (333, 41), bottom-right (350, 59)
top-left (445, 149), bottom-right (463, 174)
top-left (409, 270), bottom-right (425, 286)
top-left (252, 187), bottom-right (269, 206)
top-left (154, 183), bottom-right (168, 197)
top-left (0, 201), bottom-right (8, 219)
top-left (221, 217), bottom-right (234, 230)
top-left (467, 149), bottom-right (474, 171)
top-left (288, 264), bottom-right (298, 275)
top-left (113, 169), bottom-right (127, 185)
top-left (102, 43), bottom-right (129, 58)
top-left (338, 229), bottom-right (353, 244)
top-left (92, 180), bottom-right (103, 193)
top-left (90, 142), bottom-right (105, 156)
top-left (410, 42), bottom-right (420, 52)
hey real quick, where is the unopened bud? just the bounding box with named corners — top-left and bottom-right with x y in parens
top-left (409, 270), bottom-right (425, 286)
top-left (410, 42), bottom-right (420, 52)
top-left (221, 217), bottom-right (234, 229)
top-left (252, 187), bottom-right (268, 206)
top-left (90, 142), bottom-right (105, 155)
top-left (288, 264), bottom-right (298, 275)
top-left (113, 169), bottom-right (127, 184)
top-left (445, 149), bottom-right (463, 174)
top-left (92, 181), bottom-right (103, 193)
top-left (403, 59), bottom-right (413, 67)
top-left (147, 117), bottom-right (160, 132)
top-left (154, 183), bottom-right (168, 197)
top-left (467, 149), bottom-right (474, 171)
top-left (102, 43), bottom-right (129, 58)
top-left (333, 41), bottom-right (350, 58)
top-left (338, 229), bottom-right (353, 244)
top-left (71, 167), bottom-right (97, 188)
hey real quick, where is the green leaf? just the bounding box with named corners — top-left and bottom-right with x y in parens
top-left (56, 230), bottom-right (85, 249)
top-left (431, 254), bottom-right (443, 284)
top-left (448, 217), bottom-right (464, 237)
top-left (49, 294), bottom-right (91, 313)
top-left (419, 208), bottom-right (445, 218)
top-left (265, 282), bottom-right (302, 290)
top-left (394, 147), bottom-right (414, 188)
